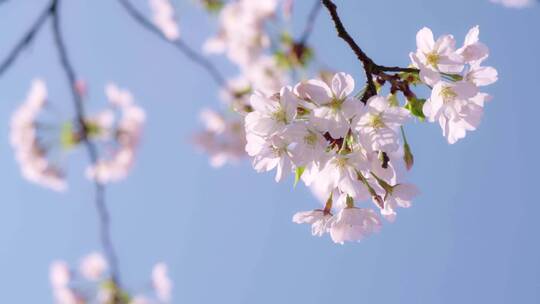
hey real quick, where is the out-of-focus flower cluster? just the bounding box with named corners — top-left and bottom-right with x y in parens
top-left (49, 253), bottom-right (172, 304)
top-left (85, 84), bottom-right (146, 184)
top-left (241, 26), bottom-right (497, 244)
top-left (10, 81), bottom-right (145, 191)
top-left (10, 79), bottom-right (67, 191)
top-left (195, 0), bottom-right (295, 165)
top-left (490, 0), bottom-right (536, 8)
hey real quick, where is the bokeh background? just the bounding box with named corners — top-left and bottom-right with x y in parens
top-left (1, 0), bottom-right (539, 303)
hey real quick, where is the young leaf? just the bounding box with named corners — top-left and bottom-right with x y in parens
top-left (405, 97), bottom-right (426, 121)
top-left (294, 166), bottom-right (305, 188)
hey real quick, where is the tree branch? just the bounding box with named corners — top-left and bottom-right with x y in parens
top-left (49, 0), bottom-right (123, 295)
top-left (0, 1), bottom-right (53, 77)
top-left (116, 0), bottom-right (227, 88)
top-left (321, 0), bottom-right (418, 102)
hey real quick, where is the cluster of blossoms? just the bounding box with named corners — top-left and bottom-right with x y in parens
top-left (245, 72), bottom-right (418, 244)
top-left (10, 80), bottom-right (66, 191)
top-left (10, 81), bottom-right (145, 191)
top-left (195, 0), bottom-right (291, 166)
top-left (49, 253), bottom-right (172, 304)
top-left (149, 0), bottom-right (180, 41)
top-left (242, 26), bottom-right (497, 244)
top-left (410, 26), bottom-right (497, 144)
top-left (192, 108), bottom-right (245, 167)
top-left (204, 0), bottom-right (278, 68)
top-left (85, 84), bottom-right (146, 184)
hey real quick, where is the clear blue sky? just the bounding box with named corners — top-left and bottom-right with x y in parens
top-left (1, 0), bottom-right (539, 303)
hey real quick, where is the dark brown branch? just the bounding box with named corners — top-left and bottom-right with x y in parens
top-left (321, 0), bottom-right (418, 102)
top-left (50, 0), bottom-right (123, 296)
top-left (0, 2), bottom-right (53, 76)
top-left (321, 0), bottom-right (377, 102)
top-left (117, 0), bottom-right (227, 88)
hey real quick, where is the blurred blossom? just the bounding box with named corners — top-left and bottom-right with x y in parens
top-left (490, 0), bottom-right (535, 8)
top-left (86, 83), bottom-right (146, 184)
top-left (79, 252), bottom-right (107, 281)
top-left (149, 0), bottom-right (180, 40)
top-left (152, 263), bottom-right (172, 302)
top-left (49, 261), bottom-right (71, 289)
top-left (193, 108), bottom-right (246, 167)
top-left (10, 79), bottom-right (66, 191)
top-left (49, 254), bottom-right (172, 303)
top-left (203, 0), bottom-right (277, 66)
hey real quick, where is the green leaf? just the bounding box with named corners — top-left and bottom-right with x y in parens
top-left (405, 97), bottom-right (426, 121)
top-left (294, 166), bottom-right (305, 188)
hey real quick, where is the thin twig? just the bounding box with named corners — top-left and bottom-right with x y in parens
top-left (299, 0), bottom-right (322, 45)
top-left (116, 0), bottom-right (227, 87)
top-left (49, 0), bottom-right (123, 293)
top-left (0, 2), bottom-right (53, 76)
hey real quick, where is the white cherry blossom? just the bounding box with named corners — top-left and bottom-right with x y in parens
top-left (380, 183), bottom-right (420, 222)
top-left (292, 209), bottom-right (333, 237)
top-left (329, 207), bottom-right (382, 244)
top-left (295, 72), bottom-right (362, 138)
top-left (353, 95), bottom-right (410, 152)
top-left (413, 27), bottom-right (464, 74)
top-left (245, 87), bottom-right (298, 137)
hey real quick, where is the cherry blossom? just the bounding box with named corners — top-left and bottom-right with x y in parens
top-left (353, 95), bottom-right (410, 152)
top-left (245, 87), bottom-right (299, 137)
top-left (411, 26), bottom-right (498, 144)
top-left (292, 209), bottom-right (333, 237)
top-left (10, 79), bottom-right (66, 191)
top-left (79, 252), bottom-right (108, 281)
top-left (490, 0), bottom-right (535, 8)
top-left (49, 254), bottom-right (173, 304)
top-left (152, 263), bottom-right (172, 303)
top-left (193, 109), bottom-right (246, 167)
top-left (328, 207), bottom-right (382, 244)
top-left (204, 0), bottom-right (277, 66)
top-left (86, 83), bottom-right (146, 184)
top-left (149, 0), bottom-right (180, 41)
top-left (295, 72), bottom-right (361, 138)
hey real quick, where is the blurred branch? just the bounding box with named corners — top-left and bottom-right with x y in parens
top-left (321, 0), bottom-right (418, 102)
top-left (117, 0), bottom-right (228, 87)
top-left (298, 0), bottom-right (322, 45)
top-left (0, 1), bottom-right (53, 76)
top-left (49, 0), bottom-right (123, 296)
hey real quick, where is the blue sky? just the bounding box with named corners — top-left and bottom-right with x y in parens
top-left (1, 0), bottom-right (539, 303)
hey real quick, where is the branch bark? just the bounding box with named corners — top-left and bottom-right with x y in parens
top-left (321, 0), bottom-right (418, 102)
top-left (49, 0), bottom-right (123, 299)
